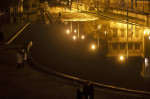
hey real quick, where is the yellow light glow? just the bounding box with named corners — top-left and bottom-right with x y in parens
top-left (98, 25), bottom-right (100, 29)
top-left (67, 30), bottom-right (70, 34)
top-left (105, 31), bottom-right (107, 35)
top-left (74, 29), bottom-right (77, 33)
top-left (91, 44), bottom-right (95, 50)
top-left (81, 35), bottom-right (85, 39)
top-left (98, 24), bottom-right (102, 29)
top-left (144, 30), bottom-right (146, 35)
top-left (149, 36), bottom-right (150, 40)
top-left (73, 35), bottom-right (76, 40)
top-left (120, 56), bottom-right (124, 61)
top-left (148, 30), bottom-right (149, 35)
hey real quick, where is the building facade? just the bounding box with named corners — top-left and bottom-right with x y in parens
top-left (70, 0), bottom-right (150, 13)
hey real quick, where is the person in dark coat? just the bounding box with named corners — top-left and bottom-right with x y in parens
top-left (83, 81), bottom-right (94, 99)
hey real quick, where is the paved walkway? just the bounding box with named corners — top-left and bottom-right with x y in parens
top-left (0, 12), bottom-right (77, 99)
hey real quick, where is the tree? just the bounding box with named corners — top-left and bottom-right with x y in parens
top-left (24, 0), bottom-right (39, 11)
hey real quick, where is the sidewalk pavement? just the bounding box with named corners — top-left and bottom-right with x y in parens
top-left (0, 12), bottom-right (76, 99)
top-left (0, 50), bottom-right (77, 99)
top-left (0, 47), bottom-right (147, 99)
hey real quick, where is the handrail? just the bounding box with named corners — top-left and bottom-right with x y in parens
top-left (26, 41), bottom-right (150, 98)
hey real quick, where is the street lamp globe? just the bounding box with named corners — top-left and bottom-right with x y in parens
top-left (81, 35), bottom-right (85, 39)
top-left (91, 44), bottom-right (96, 50)
top-left (120, 55), bottom-right (124, 61)
top-left (73, 35), bottom-right (76, 40)
top-left (74, 29), bottom-right (77, 33)
top-left (144, 30), bottom-right (146, 35)
top-left (105, 31), bottom-right (107, 35)
top-left (67, 29), bottom-right (70, 34)
top-left (98, 25), bottom-right (101, 30)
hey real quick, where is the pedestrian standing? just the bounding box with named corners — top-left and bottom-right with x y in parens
top-left (22, 49), bottom-right (27, 65)
top-left (83, 81), bottom-right (94, 99)
top-left (17, 50), bottom-right (23, 68)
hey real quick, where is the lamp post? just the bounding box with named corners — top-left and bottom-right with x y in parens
top-left (71, 21), bottom-right (72, 32)
top-left (97, 0), bottom-right (98, 12)
top-left (78, 21), bottom-right (79, 38)
top-left (98, 25), bottom-right (100, 48)
top-left (143, 0), bottom-right (144, 12)
top-left (127, 0), bottom-right (129, 59)
top-left (98, 19), bottom-right (101, 48)
top-left (77, 0), bottom-right (79, 11)
top-left (143, 29), bottom-right (145, 58)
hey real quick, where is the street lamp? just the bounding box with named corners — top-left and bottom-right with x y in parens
top-left (120, 55), bottom-right (124, 61)
top-left (127, 0), bottom-right (129, 59)
top-left (78, 22), bottom-right (79, 38)
top-left (91, 44), bottom-right (96, 50)
top-left (98, 25), bottom-right (101, 29)
top-left (74, 29), bottom-right (77, 33)
top-left (98, 24), bottom-right (101, 48)
top-left (144, 30), bottom-right (146, 35)
top-left (104, 31), bottom-right (107, 35)
top-left (67, 29), bottom-right (70, 34)
top-left (73, 35), bottom-right (76, 40)
top-left (71, 21), bottom-right (72, 32)
top-left (81, 35), bottom-right (85, 39)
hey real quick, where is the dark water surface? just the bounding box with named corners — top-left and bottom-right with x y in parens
top-left (30, 19), bottom-right (150, 91)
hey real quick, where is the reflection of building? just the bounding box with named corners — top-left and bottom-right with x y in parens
top-left (107, 22), bottom-right (145, 57)
top-left (141, 58), bottom-right (150, 78)
top-left (124, 0), bottom-right (150, 13)
top-left (10, 0), bottom-right (24, 15)
top-left (70, 0), bottom-right (150, 13)
top-left (0, 0), bottom-right (23, 23)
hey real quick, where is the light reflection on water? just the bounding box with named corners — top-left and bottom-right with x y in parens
top-left (64, 20), bottom-right (150, 88)
top-left (33, 19), bottom-right (150, 91)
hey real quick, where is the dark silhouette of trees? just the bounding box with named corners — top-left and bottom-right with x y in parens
top-left (23, 0), bottom-right (39, 11)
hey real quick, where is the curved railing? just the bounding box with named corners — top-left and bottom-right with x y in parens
top-left (26, 41), bottom-right (150, 98)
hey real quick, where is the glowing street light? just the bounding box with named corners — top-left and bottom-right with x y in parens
top-left (98, 25), bottom-right (100, 30)
top-left (73, 35), bottom-right (76, 40)
top-left (105, 31), bottom-right (107, 35)
top-left (149, 36), bottom-right (150, 40)
top-left (67, 29), bottom-right (70, 34)
top-left (74, 29), bottom-right (77, 33)
top-left (98, 25), bottom-right (101, 30)
top-left (120, 55), bottom-right (124, 61)
top-left (81, 35), bottom-right (85, 39)
top-left (91, 44), bottom-right (96, 50)
top-left (144, 30), bottom-right (146, 35)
